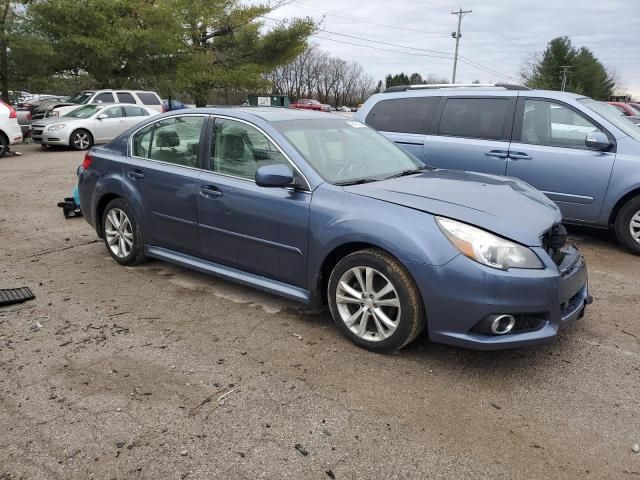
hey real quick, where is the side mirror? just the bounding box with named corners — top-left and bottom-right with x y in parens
top-left (97, 113), bottom-right (107, 120)
top-left (585, 131), bottom-right (611, 151)
top-left (255, 164), bottom-right (294, 188)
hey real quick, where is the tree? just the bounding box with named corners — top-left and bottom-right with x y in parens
top-left (522, 36), bottom-right (615, 100)
top-left (409, 72), bottom-right (423, 85)
top-left (385, 73), bottom-right (409, 89)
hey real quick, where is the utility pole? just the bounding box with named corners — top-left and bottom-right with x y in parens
top-left (559, 65), bottom-right (572, 91)
top-left (451, 7), bottom-right (472, 84)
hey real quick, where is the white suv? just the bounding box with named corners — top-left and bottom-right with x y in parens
top-left (53, 90), bottom-right (164, 117)
top-left (0, 100), bottom-right (23, 156)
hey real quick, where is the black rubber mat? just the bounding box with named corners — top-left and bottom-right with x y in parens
top-left (0, 287), bottom-right (35, 307)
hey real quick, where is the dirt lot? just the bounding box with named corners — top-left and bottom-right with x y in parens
top-left (1, 143), bottom-right (639, 479)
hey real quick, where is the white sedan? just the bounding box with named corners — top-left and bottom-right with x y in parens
top-left (30, 103), bottom-right (158, 150)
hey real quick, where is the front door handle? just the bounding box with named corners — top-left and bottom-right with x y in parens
top-left (200, 185), bottom-right (223, 198)
top-left (509, 152), bottom-right (532, 161)
top-left (127, 169), bottom-right (145, 180)
top-left (484, 149), bottom-right (509, 159)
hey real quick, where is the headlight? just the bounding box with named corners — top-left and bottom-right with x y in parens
top-left (48, 123), bottom-right (67, 131)
top-left (436, 217), bottom-right (543, 270)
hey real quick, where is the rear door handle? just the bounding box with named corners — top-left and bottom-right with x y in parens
top-left (127, 169), bottom-right (145, 180)
top-left (509, 152), bottom-right (532, 161)
top-left (484, 149), bottom-right (509, 159)
top-left (200, 185), bottom-right (223, 198)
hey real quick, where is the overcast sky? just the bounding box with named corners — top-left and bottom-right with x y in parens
top-left (257, 0), bottom-right (640, 97)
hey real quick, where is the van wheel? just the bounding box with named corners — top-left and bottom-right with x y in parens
top-left (615, 196), bottom-right (640, 255)
top-left (327, 248), bottom-right (425, 352)
top-left (102, 198), bottom-right (147, 266)
top-left (70, 129), bottom-right (93, 151)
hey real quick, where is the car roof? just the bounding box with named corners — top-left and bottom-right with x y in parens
top-left (173, 107), bottom-right (339, 122)
top-left (372, 87), bottom-right (586, 101)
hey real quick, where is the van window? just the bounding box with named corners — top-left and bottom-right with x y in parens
top-left (94, 92), bottom-right (115, 103)
top-left (117, 92), bottom-right (136, 103)
top-left (365, 97), bottom-right (440, 134)
top-left (136, 92), bottom-right (161, 106)
top-left (521, 100), bottom-right (600, 149)
top-left (438, 98), bottom-right (508, 140)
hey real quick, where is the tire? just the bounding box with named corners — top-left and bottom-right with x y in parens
top-left (614, 196), bottom-right (640, 255)
top-left (102, 198), bottom-right (147, 266)
top-left (327, 248), bottom-right (425, 352)
top-left (40, 144), bottom-right (50, 150)
top-left (70, 129), bottom-right (93, 151)
top-left (0, 134), bottom-right (8, 158)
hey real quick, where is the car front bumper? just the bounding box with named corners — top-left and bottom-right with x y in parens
top-left (404, 244), bottom-right (590, 350)
top-left (30, 127), bottom-right (69, 146)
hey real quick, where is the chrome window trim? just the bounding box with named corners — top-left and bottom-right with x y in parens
top-left (128, 112), bottom-right (312, 192)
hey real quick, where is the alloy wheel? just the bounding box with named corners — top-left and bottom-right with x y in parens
top-left (335, 266), bottom-right (401, 342)
top-left (73, 132), bottom-right (90, 150)
top-left (104, 208), bottom-right (133, 258)
top-left (630, 211), bottom-right (640, 244)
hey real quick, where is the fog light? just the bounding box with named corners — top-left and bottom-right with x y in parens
top-left (490, 315), bottom-right (515, 335)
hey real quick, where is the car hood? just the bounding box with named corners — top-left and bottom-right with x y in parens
top-left (343, 169), bottom-right (562, 246)
top-left (31, 116), bottom-right (85, 127)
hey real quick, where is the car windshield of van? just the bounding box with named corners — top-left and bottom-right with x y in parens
top-left (580, 99), bottom-right (640, 142)
top-left (68, 92), bottom-right (94, 104)
top-left (274, 118), bottom-right (427, 185)
top-left (63, 105), bottom-right (103, 119)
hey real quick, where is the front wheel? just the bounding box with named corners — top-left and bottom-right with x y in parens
top-left (70, 129), bottom-right (93, 151)
top-left (615, 196), bottom-right (640, 255)
top-left (327, 248), bottom-right (425, 352)
top-left (102, 198), bottom-right (147, 265)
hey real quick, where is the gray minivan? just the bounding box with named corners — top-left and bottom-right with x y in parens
top-left (355, 84), bottom-right (640, 254)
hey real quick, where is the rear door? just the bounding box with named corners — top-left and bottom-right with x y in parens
top-left (425, 95), bottom-right (516, 175)
top-left (364, 96), bottom-right (440, 161)
top-left (507, 97), bottom-right (616, 222)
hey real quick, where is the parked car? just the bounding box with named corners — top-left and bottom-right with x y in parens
top-left (0, 100), bottom-right (23, 156)
top-left (355, 84), bottom-right (640, 254)
top-left (53, 90), bottom-right (164, 117)
top-left (607, 101), bottom-right (640, 125)
top-left (338, 106), bottom-right (352, 112)
top-left (320, 104), bottom-right (331, 113)
top-left (78, 108), bottom-right (590, 352)
top-left (289, 99), bottom-right (322, 111)
top-left (18, 96), bottom-right (71, 136)
top-left (31, 103), bottom-right (156, 150)
top-left (162, 99), bottom-right (191, 111)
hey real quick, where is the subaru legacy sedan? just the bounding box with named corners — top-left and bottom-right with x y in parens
top-left (78, 108), bottom-right (590, 352)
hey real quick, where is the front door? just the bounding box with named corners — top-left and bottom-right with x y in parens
top-left (507, 98), bottom-right (616, 222)
top-left (93, 106), bottom-right (127, 143)
top-left (127, 115), bottom-right (207, 255)
top-left (197, 117), bottom-right (311, 288)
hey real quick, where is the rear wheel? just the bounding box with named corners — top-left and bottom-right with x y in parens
top-left (327, 248), bottom-right (425, 352)
top-left (615, 196), bottom-right (640, 255)
top-left (102, 198), bottom-right (147, 265)
top-left (70, 129), bottom-right (93, 151)
top-left (0, 134), bottom-right (8, 158)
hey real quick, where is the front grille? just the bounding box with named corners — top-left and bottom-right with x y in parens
top-left (31, 130), bottom-right (43, 136)
top-left (541, 223), bottom-right (567, 265)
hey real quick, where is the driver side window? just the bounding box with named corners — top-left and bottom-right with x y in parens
top-left (210, 118), bottom-right (289, 180)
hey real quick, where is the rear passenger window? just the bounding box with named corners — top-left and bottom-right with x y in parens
top-left (438, 98), bottom-right (508, 140)
top-left (124, 106), bottom-right (148, 117)
top-left (147, 116), bottom-right (205, 167)
top-left (136, 92), bottom-right (161, 106)
top-left (132, 124), bottom-right (153, 158)
top-left (94, 92), bottom-right (115, 103)
top-left (117, 92), bottom-right (136, 103)
top-left (365, 97), bottom-right (440, 134)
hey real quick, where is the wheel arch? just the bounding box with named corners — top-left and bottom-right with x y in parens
top-left (95, 193), bottom-right (122, 238)
top-left (609, 187), bottom-right (640, 226)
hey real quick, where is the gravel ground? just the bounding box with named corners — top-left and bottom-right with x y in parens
top-left (1, 143), bottom-right (639, 479)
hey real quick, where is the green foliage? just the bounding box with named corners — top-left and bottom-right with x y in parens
top-left (523, 36), bottom-right (615, 100)
top-left (385, 73), bottom-right (410, 88)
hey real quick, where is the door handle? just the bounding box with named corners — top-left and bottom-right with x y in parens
top-left (127, 169), bottom-right (145, 180)
top-left (200, 185), bottom-right (223, 198)
top-left (484, 150), bottom-right (509, 159)
top-left (509, 152), bottom-right (532, 161)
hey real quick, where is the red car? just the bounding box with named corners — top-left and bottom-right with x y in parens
top-left (289, 99), bottom-right (322, 111)
top-left (608, 101), bottom-right (640, 117)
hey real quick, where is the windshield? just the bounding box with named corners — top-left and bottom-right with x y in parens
top-left (274, 118), bottom-right (424, 184)
top-left (68, 91), bottom-right (94, 104)
top-left (579, 98), bottom-right (640, 142)
top-left (63, 105), bottom-right (103, 119)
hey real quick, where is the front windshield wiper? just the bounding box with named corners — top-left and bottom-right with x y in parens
top-left (333, 178), bottom-right (379, 186)
top-left (384, 165), bottom-right (430, 180)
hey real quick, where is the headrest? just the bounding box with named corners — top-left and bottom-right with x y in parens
top-left (156, 130), bottom-right (180, 148)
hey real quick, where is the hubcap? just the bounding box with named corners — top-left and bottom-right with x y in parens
top-left (104, 208), bottom-right (133, 258)
top-left (630, 211), bottom-right (640, 244)
top-left (335, 266), bottom-right (401, 342)
top-left (74, 132), bottom-right (89, 149)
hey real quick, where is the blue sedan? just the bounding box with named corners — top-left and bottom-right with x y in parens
top-left (78, 108), bottom-right (590, 352)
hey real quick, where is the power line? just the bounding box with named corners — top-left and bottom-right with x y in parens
top-left (451, 8), bottom-right (472, 83)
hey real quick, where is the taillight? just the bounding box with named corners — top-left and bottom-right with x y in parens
top-left (27, 112), bottom-right (32, 121)
top-left (82, 153), bottom-right (92, 169)
top-left (162, 104), bottom-right (168, 113)
top-left (2, 101), bottom-right (16, 118)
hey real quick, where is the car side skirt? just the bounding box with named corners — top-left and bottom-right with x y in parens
top-left (145, 245), bottom-right (310, 304)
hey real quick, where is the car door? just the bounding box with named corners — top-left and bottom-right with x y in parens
top-left (197, 116), bottom-right (311, 287)
top-left (123, 105), bottom-right (151, 129)
top-left (507, 98), bottom-right (616, 222)
top-left (93, 106), bottom-right (127, 142)
top-left (364, 96), bottom-right (440, 161)
top-left (425, 95), bottom-right (516, 175)
top-left (126, 114), bottom-right (207, 255)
